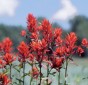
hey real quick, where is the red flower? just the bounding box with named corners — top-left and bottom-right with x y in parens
top-left (0, 59), bottom-right (6, 68)
top-left (65, 47), bottom-right (71, 56)
top-left (54, 28), bottom-right (62, 39)
top-left (31, 66), bottom-right (39, 79)
top-left (21, 30), bottom-right (26, 37)
top-left (27, 14), bottom-right (37, 32)
top-left (65, 32), bottom-right (77, 54)
top-left (28, 54), bottom-right (34, 61)
top-left (41, 19), bottom-right (52, 42)
top-left (77, 46), bottom-right (84, 56)
top-left (55, 36), bottom-right (63, 46)
top-left (55, 46), bottom-right (65, 57)
top-left (30, 32), bottom-right (38, 40)
top-left (0, 73), bottom-right (11, 85)
top-left (2, 38), bottom-right (13, 53)
top-left (51, 57), bottom-right (64, 69)
top-left (31, 41), bottom-right (41, 51)
top-left (17, 41), bottom-right (29, 61)
top-left (41, 19), bottom-right (51, 33)
top-left (31, 39), bottom-right (47, 52)
top-left (65, 32), bottom-right (77, 46)
top-left (82, 38), bottom-right (88, 47)
top-left (3, 53), bottom-right (16, 65)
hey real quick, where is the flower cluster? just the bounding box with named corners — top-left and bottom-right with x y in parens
top-left (18, 14), bottom-right (88, 85)
top-left (0, 73), bottom-right (11, 85)
top-left (0, 13), bottom-right (88, 85)
top-left (0, 38), bottom-right (15, 84)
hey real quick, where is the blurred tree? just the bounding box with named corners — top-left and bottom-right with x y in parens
top-left (70, 15), bottom-right (88, 57)
top-left (0, 24), bottom-right (24, 51)
top-left (70, 15), bottom-right (88, 38)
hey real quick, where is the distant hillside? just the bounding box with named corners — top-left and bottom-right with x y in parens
top-left (0, 24), bottom-right (25, 51)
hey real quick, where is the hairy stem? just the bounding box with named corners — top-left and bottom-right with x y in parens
top-left (23, 62), bottom-right (25, 85)
top-left (39, 62), bottom-right (42, 85)
top-left (64, 59), bottom-right (68, 85)
top-left (58, 70), bottom-right (60, 85)
top-left (10, 64), bottom-right (12, 80)
top-left (46, 63), bottom-right (49, 85)
top-left (30, 62), bottom-right (33, 85)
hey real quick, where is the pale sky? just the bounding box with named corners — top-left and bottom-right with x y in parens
top-left (0, 0), bottom-right (88, 30)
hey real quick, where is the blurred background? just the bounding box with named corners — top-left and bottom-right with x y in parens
top-left (0, 0), bottom-right (88, 84)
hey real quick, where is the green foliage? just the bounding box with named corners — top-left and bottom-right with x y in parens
top-left (70, 15), bottom-right (88, 38)
top-left (70, 15), bottom-right (88, 57)
top-left (0, 24), bottom-right (24, 51)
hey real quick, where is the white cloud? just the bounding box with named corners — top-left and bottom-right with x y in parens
top-left (52, 0), bottom-right (77, 21)
top-left (0, 0), bottom-right (18, 16)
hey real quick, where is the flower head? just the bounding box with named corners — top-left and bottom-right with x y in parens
top-left (55, 46), bottom-right (65, 57)
top-left (21, 30), bottom-right (26, 37)
top-left (0, 73), bottom-right (11, 85)
top-left (17, 41), bottom-right (29, 62)
top-left (27, 14), bottom-right (37, 32)
top-left (51, 57), bottom-right (64, 69)
top-left (54, 28), bottom-right (62, 39)
top-left (3, 53), bottom-right (16, 65)
top-left (41, 19), bottom-right (52, 42)
top-left (0, 59), bottom-right (6, 68)
top-left (30, 66), bottom-right (39, 79)
top-left (2, 38), bottom-right (13, 53)
top-left (77, 46), bottom-right (84, 56)
top-left (82, 38), bottom-right (88, 47)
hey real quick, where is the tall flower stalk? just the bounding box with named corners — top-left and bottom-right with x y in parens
top-left (23, 62), bottom-right (25, 85)
top-left (9, 64), bottom-right (12, 80)
top-left (58, 70), bottom-right (60, 85)
top-left (39, 61), bottom-right (42, 85)
top-left (64, 58), bottom-right (68, 85)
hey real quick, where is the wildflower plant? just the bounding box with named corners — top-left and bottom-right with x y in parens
top-left (0, 13), bottom-right (88, 85)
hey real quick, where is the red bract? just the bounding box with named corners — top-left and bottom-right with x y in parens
top-left (31, 66), bottom-right (39, 79)
top-left (21, 30), bottom-right (26, 37)
top-left (3, 53), bottom-right (15, 65)
top-left (51, 57), bottom-right (64, 69)
top-left (31, 39), bottom-right (47, 52)
top-left (17, 41), bottom-right (29, 62)
top-left (65, 32), bottom-right (77, 46)
top-left (30, 32), bottom-right (38, 40)
top-left (0, 73), bottom-right (11, 85)
top-left (77, 46), bottom-right (84, 56)
top-left (55, 46), bottom-right (65, 57)
top-left (65, 32), bottom-right (77, 55)
top-left (41, 19), bottom-right (51, 33)
top-left (82, 38), bottom-right (88, 47)
top-left (0, 59), bottom-right (6, 68)
top-left (54, 28), bottom-right (62, 39)
top-left (41, 19), bottom-right (52, 42)
top-left (65, 47), bottom-right (71, 56)
top-left (28, 54), bottom-right (34, 61)
top-left (30, 39), bottom-right (47, 62)
top-left (55, 36), bottom-right (63, 46)
top-left (27, 14), bottom-right (37, 32)
top-left (2, 38), bottom-right (13, 53)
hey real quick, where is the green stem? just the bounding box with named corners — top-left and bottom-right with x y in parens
top-left (30, 62), bottom-right (33, 85)
top-left (30, 78), bottom-right (32, 85)
top-left (46, 63), bottom-right (49, 85)
top-left (10, 64), bottom-right (12, 80)
top-left (64, 59), bottom-right (68, 85)
top-left (23, 62), bottom-right (25, 85)
top-left (39, 62), bottom-right (42, 85)
top-left (58, 70), bottom-right (60, 85)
